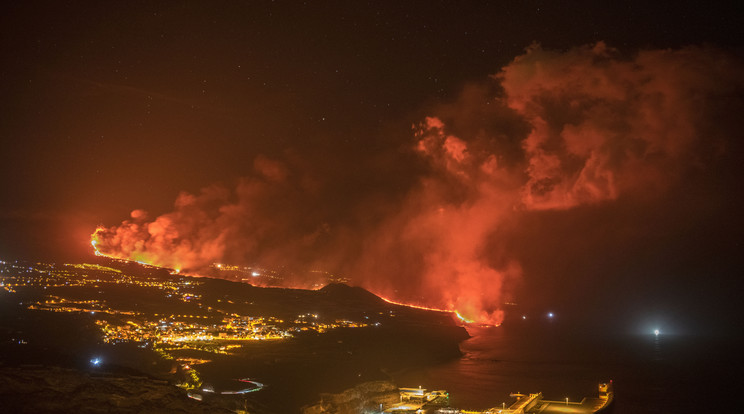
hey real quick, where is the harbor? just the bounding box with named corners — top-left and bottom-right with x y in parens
top-left (383, 382), bottom-right (613, 414)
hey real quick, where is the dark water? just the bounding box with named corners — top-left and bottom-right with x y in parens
top-left (191, 326), bottom-right (462, 412)
top-left (392, 324), bottom-right (743, 414)
top-left (168, 320), bottom-right (743, 413)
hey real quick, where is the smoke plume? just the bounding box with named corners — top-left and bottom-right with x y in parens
top-left (503, 42), bottom-right (738, 210)
top-left (93, 43), bottom-right (743, 323)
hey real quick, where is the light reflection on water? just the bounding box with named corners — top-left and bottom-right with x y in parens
top-left (184, 322), bottom-right (741, 413)
top-left (391, 325), bottom-right (742, 414)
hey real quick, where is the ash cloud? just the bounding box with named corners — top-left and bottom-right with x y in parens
top-left (502, 42), bottom-right (741, 210)
top-left (355, 115), bottom-right (525, 324)
top-left (94, 43), bottom-right (743, 323)
top-left (94, 155), bottom-right (336, 282)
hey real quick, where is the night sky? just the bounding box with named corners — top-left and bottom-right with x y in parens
top-left (2, 2), bottom-right (743, 333)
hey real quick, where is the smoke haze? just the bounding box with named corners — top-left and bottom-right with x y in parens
top-left (93, 43), bottom-right (744, 324)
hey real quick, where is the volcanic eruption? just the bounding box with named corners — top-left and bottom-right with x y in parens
top-left (92, 43), bottom-right (743, 324)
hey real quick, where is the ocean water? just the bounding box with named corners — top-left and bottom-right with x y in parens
top-left (391, 324), bottom-right (743, 414)
top-left (179, 318), bottom-right (742, 413)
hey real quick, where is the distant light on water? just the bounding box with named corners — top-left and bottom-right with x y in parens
top-left (547, 312), bottom-right (554, 318)
top-left (654, 329), bottom-right (660, 337)
top-left (90, 357), bottom-right (102, 366)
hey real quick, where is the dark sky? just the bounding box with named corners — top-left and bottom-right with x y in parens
top-left (2, 2), bottom-right (743, 333)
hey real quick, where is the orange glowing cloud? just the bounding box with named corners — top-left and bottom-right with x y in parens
top-left (92, 43), bottom-right (743, 324)
top-left (354, 43), bottom-right (741, 323)
top-left (498, 42), bottom-right (742, 210)
top-left (91, 155), bottom-right (332, 278)
top-left (356, 116), bottom-right (524, 325)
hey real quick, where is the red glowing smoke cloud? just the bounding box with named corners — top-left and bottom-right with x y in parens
top-left (352, 43), bottom-right (741, 323)
top-left (92, 43), bottom-right (742, 324)
top-left (92, 155), bottom-right (333, 284)
top-left (502, 42), bottom-right (739, 210)
top-left (354, 116), bottom-right (523, 325)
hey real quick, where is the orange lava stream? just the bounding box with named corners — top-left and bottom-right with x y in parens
top-left (90, 232), bottom-right (183, 275)
top-left (377, 295), bottom-right (455, 314)
top-left (376, 295), bottom-right (496, 326)
top-left (90, 230), bottom-right (493, 326)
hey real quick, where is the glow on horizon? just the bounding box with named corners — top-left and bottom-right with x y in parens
top-left (454, 310), bottom-right (475, 324)
top-left (90, 229), bottom-right (500, 326)
top-left (378, 295), bottom-right (454, 314)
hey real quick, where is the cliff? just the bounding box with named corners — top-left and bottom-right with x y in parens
top-left (0, 366), bottom-right (250, 414)
top-left (302, 381), bottom-right (399, 414)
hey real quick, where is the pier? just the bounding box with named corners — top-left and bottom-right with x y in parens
top-left (381, 382), bottom-right (612, 414)
top-left (383, 387), bottom-right (449, 412)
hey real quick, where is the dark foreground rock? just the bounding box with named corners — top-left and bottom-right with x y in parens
top-left (0, 366), bottom-right (246, 414)
top-left (301, 380), bottom-right (399, 414)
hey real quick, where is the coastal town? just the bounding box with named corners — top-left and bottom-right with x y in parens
top-left (1, 259), bottom-right (372, 342)
top-left (0, 258), bottom-right (373, 390)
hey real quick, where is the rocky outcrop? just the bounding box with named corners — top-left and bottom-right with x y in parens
top-left (0, 366), bottom-right (238, 414)
top-left (302, 381), bottom-right (399, 414)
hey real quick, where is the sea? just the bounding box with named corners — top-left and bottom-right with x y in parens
top-left (6, 295), bottom-right (740, 414)
top-left (391, 323), bottom-right (743, 414)
top-left (187, 318), bottom-right (744, 413)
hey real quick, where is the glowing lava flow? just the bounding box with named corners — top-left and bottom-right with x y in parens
top-left (377, 295), bottom-right (495, 326)
top-left (91, 228), bottom-right (183, 275)
top-left (454, 310), bottom-right (475, 324)
top-left (90, 232), bottom-right (103, 256)
top-left (91, 229), bottom-right (496, 326)
top-left (378, 295), bottom-right (454, 313)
